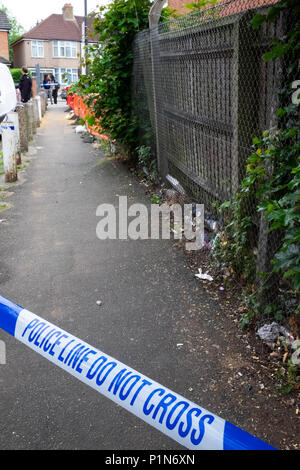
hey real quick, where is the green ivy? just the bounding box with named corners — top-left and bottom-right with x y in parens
top-left (136, 145), bottom-right (159, 183)
top-left (246, 125), bottom-right (300, 291)
top-left (215, 0), bottom-right (300, 323)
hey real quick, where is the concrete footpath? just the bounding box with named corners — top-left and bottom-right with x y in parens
top-left (0, 101), bottom-right (298, 450)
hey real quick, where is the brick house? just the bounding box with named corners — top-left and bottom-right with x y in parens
top-left (12, 3), bottom-right (97, 86)
top-left (168, 0), bottom-right (278, 16)
top-left (0, 10), bottom-right (10, 66)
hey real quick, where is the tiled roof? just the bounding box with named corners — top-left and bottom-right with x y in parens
top-left (13, 13), bottom-right (97, 43)
top-left (168, 0), bottom-right (278, 16)
top-left (0, 56), bottom-right (10, 65)
top-left (0, 10), bottom-right (10, 31)
top-left (220, 0), bottom-right (278, 16)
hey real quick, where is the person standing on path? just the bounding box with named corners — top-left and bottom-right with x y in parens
top-left (15, 84), bottom-right (22, 104)
top-left (43, 74), bottom-right (53, 104)
top-left (50, 74), bottom-right (59, 105)
top-left (19, 67), bottom-right (32, 103)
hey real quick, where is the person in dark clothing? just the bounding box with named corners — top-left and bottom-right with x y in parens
top-left (50, 74), bottom-right (60, 104)
top-left (19, 67), bottom-right (32, 103)
top-left (43, 74), bottom-right (53, 104)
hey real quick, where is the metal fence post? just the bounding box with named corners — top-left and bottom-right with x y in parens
top-left (35, 63), bottom-right (41, 93)
top-left (149, 0), bottom-right (168, 179)
top-left (231, 12), bottom-right (260, 195)
top-left (255, 12), bottom-right (287, 297)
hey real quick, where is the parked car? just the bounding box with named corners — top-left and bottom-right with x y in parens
top-left (0, 64), bottom-right (17, 121)
top-left (61, 87), bottom-right (67, 100)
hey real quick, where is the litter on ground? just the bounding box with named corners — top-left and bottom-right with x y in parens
top-left (195, 268), bottom-right (213, 281)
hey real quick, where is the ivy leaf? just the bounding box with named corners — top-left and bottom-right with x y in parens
top-left (263, 43), bottom-right (291, 62)
top-left (274, 244), bottom-right (300, 270)
top-left (219, 200), bottom-right (232, 210)
top-left (252, 136), bottom-right (262, 145)
top-left (251, 13), bottom-right (266, 30)
top-left (276, 107), bottom-right (287, 117)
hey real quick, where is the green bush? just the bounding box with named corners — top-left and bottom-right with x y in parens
top-left (10, 68), bottom-right (32, 84)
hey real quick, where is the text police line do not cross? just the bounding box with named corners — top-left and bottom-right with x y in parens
top-left (0, 295), bottom-right (276, 450)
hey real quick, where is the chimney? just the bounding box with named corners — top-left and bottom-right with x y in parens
top-left (62, 3), bottom-right (75, 21)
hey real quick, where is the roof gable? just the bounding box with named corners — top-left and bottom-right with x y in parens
top-left (14, 13), bottom-right (97, 43)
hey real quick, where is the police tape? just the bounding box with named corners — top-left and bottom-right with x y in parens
top-left (0, 295), bottom-right (276, 450)
top-left (40, 83), bottom-right (60, 87)
top-left (0, 124), bottom-right (15, 131)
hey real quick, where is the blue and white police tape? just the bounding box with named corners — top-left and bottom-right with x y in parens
top-left (40, 83), bottom-right (60, 87)
top-left (0, 124), bottom-right (14, 131)
top-left (0, 295), bottom-right (276, 450)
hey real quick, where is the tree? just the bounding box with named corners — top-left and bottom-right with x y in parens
top-left (71, 0), bottom-right (152, 155)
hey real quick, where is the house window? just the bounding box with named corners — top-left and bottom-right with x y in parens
top-left (59, 68), bottom-right (65, 83)
top-left (55, 68), bottom-right (60, 84)
top-left (53, 42), bottom-right (58, 57)
top-left (71, 68), bottom-right (78, 82)
top-left (40, 69), bottom-right (55, 85)
top-left (31, 40), bottom-right (44, 58)
top-left (53, 41), bottom-right (77, 58)
top-left (55, 68), bottom-right (78, 85)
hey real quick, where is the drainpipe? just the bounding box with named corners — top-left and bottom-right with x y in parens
top-left (81, 21), bottom-right (86, 75)
top-left (84, 0), bottom-right (89, 75)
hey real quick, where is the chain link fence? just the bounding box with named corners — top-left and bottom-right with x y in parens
top-left (132, 0), bottom-right (295, 313)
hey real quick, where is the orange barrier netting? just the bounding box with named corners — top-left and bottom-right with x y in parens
top-left (67, 91), bottom-right (109, 141)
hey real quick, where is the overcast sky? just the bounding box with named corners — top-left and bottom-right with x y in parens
top-left (0, 0), bottom-right (110, 32)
